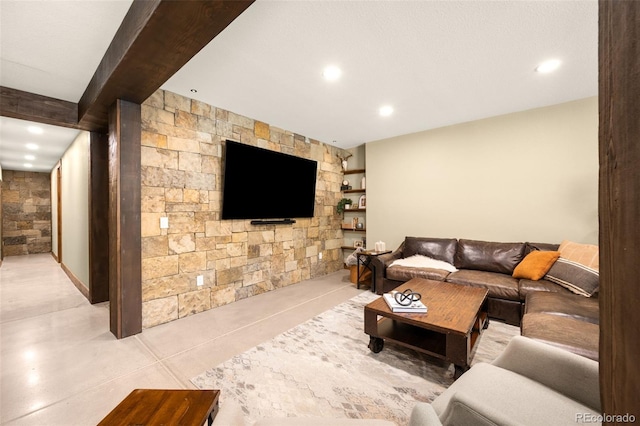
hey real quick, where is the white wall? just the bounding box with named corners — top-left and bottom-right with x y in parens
top-left (366, 97), bottom-right (598, 250)
top-left (60, 132), bottom-right (90, 287)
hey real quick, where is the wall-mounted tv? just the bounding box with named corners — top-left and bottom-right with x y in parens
top-left (221, 140), bottom-right (318, 222)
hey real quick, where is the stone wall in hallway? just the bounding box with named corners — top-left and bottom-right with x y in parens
top-left (1, 170), bottom-right (52, 256)
top-left (140, 90), bottom-right (348, 328)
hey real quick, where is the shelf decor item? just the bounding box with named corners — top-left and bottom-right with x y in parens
top-left (383, 290), bottom-right (427, 313)
top-left (358, 195), bottom-right (366, 209)
top-left (337, 198), bottom-right (353, 214)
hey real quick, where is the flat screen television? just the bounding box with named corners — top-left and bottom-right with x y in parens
top-left (221, 140), bottom-right (318, 222)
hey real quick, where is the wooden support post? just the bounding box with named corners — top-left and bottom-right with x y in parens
top-left (89, 132), bottom-right (110, 304)
top-left (108, 99), bottom-right (142, 338)
top-left (598, 0), bottom-right (640, 418)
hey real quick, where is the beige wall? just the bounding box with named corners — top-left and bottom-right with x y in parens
top-left (60, 132), bottom-right (90, 288)
top-left (366, 97), bottom-right (598, 250)
top-left (140, 90), bottom-right (348, 328)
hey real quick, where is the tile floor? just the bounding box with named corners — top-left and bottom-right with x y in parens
top-left (0, 253), bottom-right (361, 425)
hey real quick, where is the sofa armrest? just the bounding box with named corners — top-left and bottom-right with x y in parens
top-left (408, 403), bottom-right (442, 426)
top-left (371, 244), bottom-right (404, 288)
top-left (438, 392), bottom-right (518, 426)
top-left (492, 336), bottom-right (600, 411)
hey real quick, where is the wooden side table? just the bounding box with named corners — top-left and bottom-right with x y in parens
top-left (356, 250), bottom-right (391, 292)
top-left (98, 389), bottom-right (220, 426)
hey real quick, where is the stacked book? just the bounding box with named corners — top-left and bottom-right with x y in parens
top-left (383, 293), bottom-right (427, 313)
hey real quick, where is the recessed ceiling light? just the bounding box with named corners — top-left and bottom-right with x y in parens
top-left (535, 59), bottom-right (561, 73)
top-left (24, 163), bottom-right (33, 168)
top-left (27, 126), bottom-right (43, 135)
top-left (190, 89), bottom-right (198, 93)
top-left (25, 154), bottom-right (35, 161)
top-left (379, 105), bottom-right (394, 117)
top-left (322, 65), bottom-right (342, 81)
top-left (26, 143), bottom-right (39, 150)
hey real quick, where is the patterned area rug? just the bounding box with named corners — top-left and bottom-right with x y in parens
top-left (192, 291), bottom-right (519, 425)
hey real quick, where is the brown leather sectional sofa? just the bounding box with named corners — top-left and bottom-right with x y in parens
top-left (373, 236), bottom-right (599, 360)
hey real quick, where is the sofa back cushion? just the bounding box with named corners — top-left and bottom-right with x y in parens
top-left (454, 239), bottom-right (525, 274)
top-left (524, 242), bottom-right (560, 256)
top-left (404, 237), bottom-right (457, 265)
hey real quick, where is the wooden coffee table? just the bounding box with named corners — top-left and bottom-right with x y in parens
top-left (98, 389), bottom-right (220, 425)
top-left (364, 278), bottom-right (488, 378)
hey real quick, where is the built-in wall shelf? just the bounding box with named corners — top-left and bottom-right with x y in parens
top-left (343, 168), bottom-right (365, 175)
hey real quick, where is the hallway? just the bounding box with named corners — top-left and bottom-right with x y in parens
top-left (0, 254), bottom-right (359, 425)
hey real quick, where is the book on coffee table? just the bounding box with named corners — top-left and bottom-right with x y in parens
top-left (383, 293), bottom-right (427, 313)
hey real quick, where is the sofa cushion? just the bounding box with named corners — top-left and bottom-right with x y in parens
top-left (512, 250), bottom-right (560, 280)
top-left (518, 278), bottom-right (571, 301)
top-left (404, 237), bottom-right (457, 264)
top-left (521, 313), bottom-right (599, 361)
top-left (524, 291), bottom-right (599, 324)
top-left (454, 239), bottom-right (525, 274)
top-left (387, 265), bottom-right (449, 282)
top-left (446, 270), bottom-right (519, 301)
top-left (545, 258), bottom-right (599, 297)
top-left (558, 240), bottom-right (599, 270)
top-left (524, 242), bottom-right (560, 256)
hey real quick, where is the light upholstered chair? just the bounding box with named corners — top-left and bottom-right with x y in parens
top-left (409, 335), bottom-right (600, 426)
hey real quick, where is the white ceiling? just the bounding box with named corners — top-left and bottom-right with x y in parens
top-left (0, 0), bottom-right (598, 173)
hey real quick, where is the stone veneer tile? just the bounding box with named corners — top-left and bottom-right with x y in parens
top-left (178, 251), bottom-right (206, 273)
top-left (142, 186), bottom-right (166, 213)
top-left (142, 236), bottom-right (169, 259)
top-left (191, 99), bottom-right (211, 117)
top-left (175, 110), bottom-right (197, 130)
top-left (142, 131), bottom-right (168, 148)
top-left (254, 121), bottom-right (270, 140)
top-left (178, 288), bottom-right (211, 318)
top-left (168, 233), bottom-right (196, 254)
top-left (141, 146), bottom-right (178, 169)
top-left (167, 136), bottom-right (200, 153)
top-left (142, 255), bottom-right (179, 280)
top-left (165, 188), bottom-right (183, 202)
top-left (164, 91), bottom-right (191, 112)
top-left (179, 152), bottom-right (201, 172)
top-left (142, 297), bottom-right (178, 328)
top-left (210, 285), bottom-right (236, 308)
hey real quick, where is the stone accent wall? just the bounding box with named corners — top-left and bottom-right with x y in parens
top-left (141, 90), bottom-right (347, 328)
top-left (1, 170), bottom-right (52, 256)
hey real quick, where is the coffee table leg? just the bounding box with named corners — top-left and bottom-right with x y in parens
top-left (368, 336), bottom-right (384, 353)
top-left (453, 364), bottom-right (468, 379)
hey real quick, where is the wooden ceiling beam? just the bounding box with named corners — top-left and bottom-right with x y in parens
top-left (0, 87), bottom-right (84, 130)
top-left (78, 0), bottom-right (255, 130)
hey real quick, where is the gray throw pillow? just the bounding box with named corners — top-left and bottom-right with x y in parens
top-left (545, 258), bottom-right (599, 297)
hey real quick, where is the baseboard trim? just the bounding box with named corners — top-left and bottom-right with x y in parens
top-left (51, 251), bottom-right (59, 263)
top-left (61, 262), bottom-right (89, 300)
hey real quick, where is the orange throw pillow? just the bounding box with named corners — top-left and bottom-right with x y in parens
top-left (512, 250), bottom-right (561, 280)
